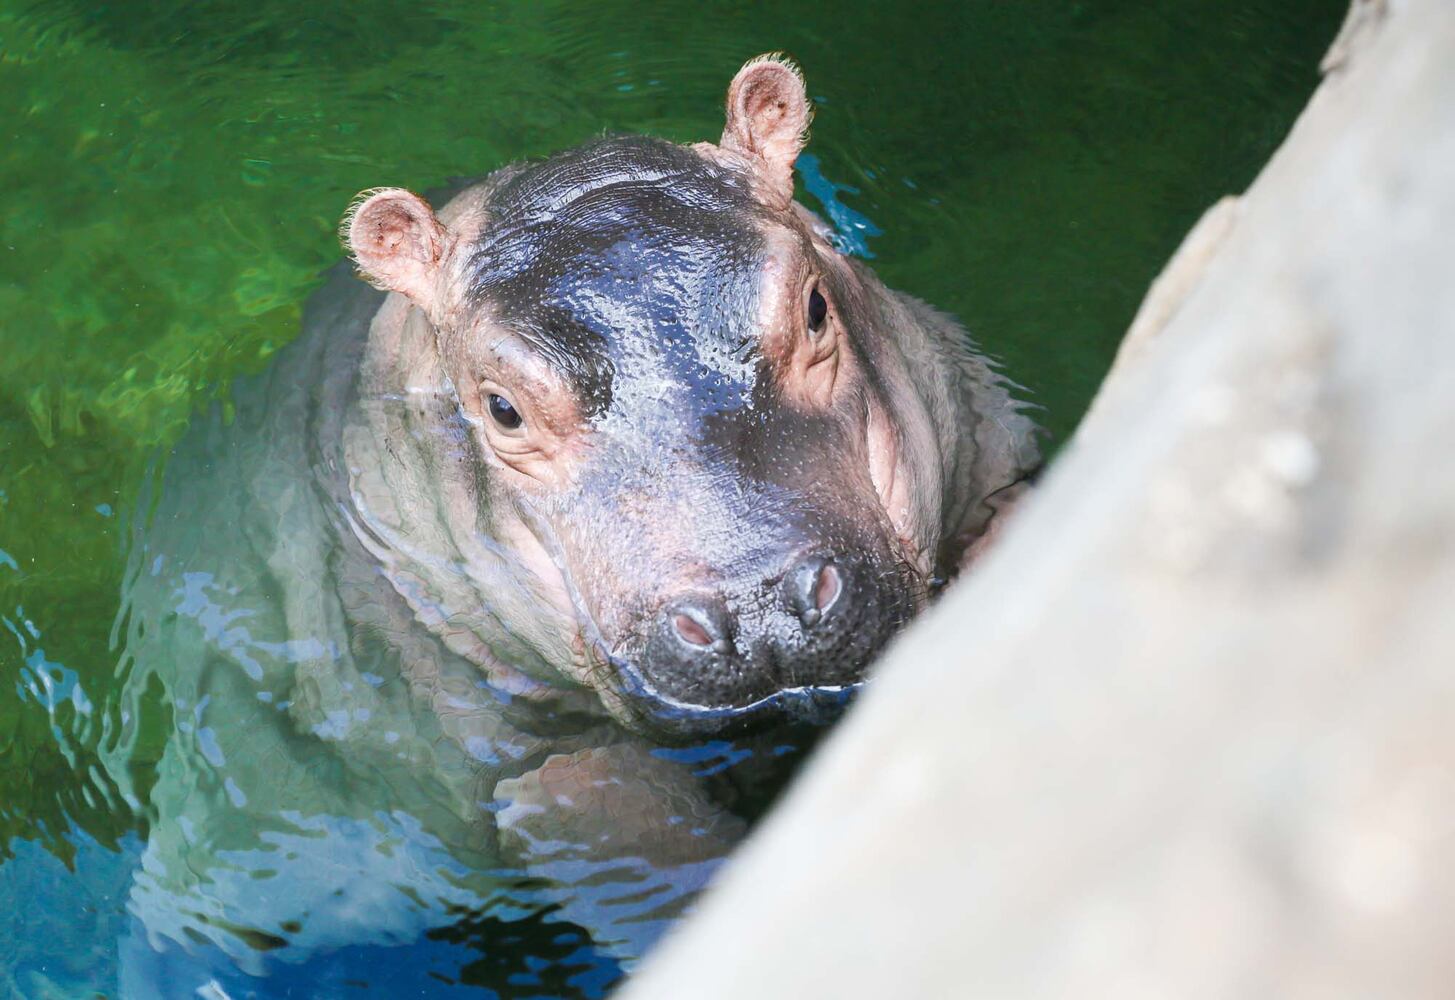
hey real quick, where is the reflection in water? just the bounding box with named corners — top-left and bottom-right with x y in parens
top-left (796, 153), bottom-right (883, 259)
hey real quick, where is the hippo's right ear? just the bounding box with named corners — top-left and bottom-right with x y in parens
top-left (342, 188), bottom-right (449, 306)
top-left (721, 54), bottom-right (812, 209)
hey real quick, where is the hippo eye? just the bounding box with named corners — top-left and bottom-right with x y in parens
top-left (807, 285), bottom-right (828, 335)
top-left (487, 393), bottom-right (523, 431)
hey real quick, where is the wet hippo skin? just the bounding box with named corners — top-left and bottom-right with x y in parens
top-left (103, 55), bottom-right (1040, 991)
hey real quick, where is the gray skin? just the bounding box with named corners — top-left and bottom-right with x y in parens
top-left (102, 57), bottom-right (1038, 989)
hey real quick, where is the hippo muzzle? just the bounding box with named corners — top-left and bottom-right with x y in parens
top-left (515, 453), bottom-right (924, 740)
top-left (599, 542), bottom-right (920, 739)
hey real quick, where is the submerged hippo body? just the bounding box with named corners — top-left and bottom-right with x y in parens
top-left (104, 58), bottom-right (1038, 991)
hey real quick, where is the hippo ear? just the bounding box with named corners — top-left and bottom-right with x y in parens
top-left (342, 188), bottom-right (449, 306)
top-left (721, 54), bottom-right (812, 208)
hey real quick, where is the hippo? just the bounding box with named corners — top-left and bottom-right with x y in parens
top-left (101, 56), bottom-right (1039, 995)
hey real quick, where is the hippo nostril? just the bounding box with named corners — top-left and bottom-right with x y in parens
top-left (673, 613), bottom-right (713, 647)
top-left (813, 563), bottom-right (842, 613)
top-left (667, 600), bottom-right (735, 655)
top-left (787, 556), bottom-right (845, 629)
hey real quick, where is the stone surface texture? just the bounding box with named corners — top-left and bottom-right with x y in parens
top-left (623, 0), bottom-right (1455, 996)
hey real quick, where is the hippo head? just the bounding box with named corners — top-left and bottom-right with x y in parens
top-left (342, 57), bottom-right (1016, 740)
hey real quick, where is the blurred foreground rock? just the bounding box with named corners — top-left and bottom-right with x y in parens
top-left (625, 0), bottom-right (1455, 996)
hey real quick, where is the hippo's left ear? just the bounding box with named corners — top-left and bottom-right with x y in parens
top-left (342, 187), bottom-right (449, 307)
top-left (721, 54), bottom-right (812, 209)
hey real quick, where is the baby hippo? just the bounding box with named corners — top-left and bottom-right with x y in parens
top-left (106, 55), bottom-right (1039, 991)
top-left (341, 55), bottom-right (1038, 737)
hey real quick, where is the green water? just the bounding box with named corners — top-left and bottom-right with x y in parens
top-left (1, 0), bottom-right (1341, 995)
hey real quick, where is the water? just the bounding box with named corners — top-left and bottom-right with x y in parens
top-left (1, 1), bottom-right (1342, 996)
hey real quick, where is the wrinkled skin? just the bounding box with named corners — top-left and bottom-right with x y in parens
top-left (102, 57), bottom-right (1038, 993)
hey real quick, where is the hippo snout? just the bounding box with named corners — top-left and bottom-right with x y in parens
top-left (664, 556), bottom-right (840, 652)
top-left (606, 550), bottom-right (917, 739)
